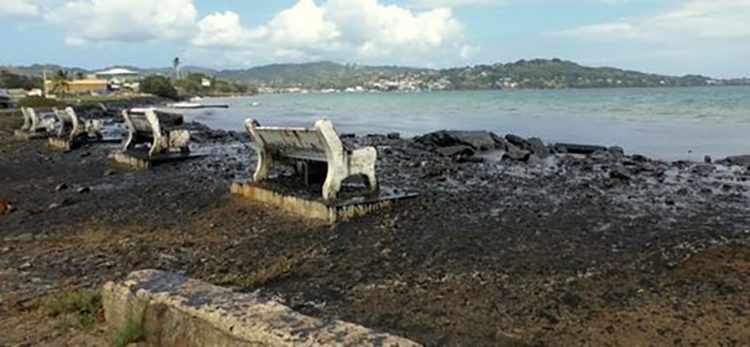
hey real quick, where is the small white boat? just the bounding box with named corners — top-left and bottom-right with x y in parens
top-left (167, 102), bottom-right (229, 109)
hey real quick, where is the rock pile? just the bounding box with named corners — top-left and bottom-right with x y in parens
top-left (415, 130), bottom-right (625, 163)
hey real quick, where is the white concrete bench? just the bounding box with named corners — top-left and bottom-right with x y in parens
top-left (244, 118), bottom-right (378, 201)
top-left (122, 108), bottom-right (190, 157)
top-left (52, 107), bottom-right (103, 142)
top-left (20, 107), bottom-right (55, 133)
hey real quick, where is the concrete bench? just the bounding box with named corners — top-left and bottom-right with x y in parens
top-left (52, 107), bottom-right (103, 143)
top-left (245, 118), bottom-right (377, 201)
top-left (20, 107), bottom-right (55, 133)
top-left (122, 108), bottom-right (190, 157)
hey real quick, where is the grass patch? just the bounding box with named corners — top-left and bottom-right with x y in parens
top-left (43, 290), bottom-right (102, 330)
top-left (214, 255), bottom-right (304, 290)
top-left (65, 94), bottom-right (143, 104)
top-left (18, 96), bottom-right (68, 108)
top-left (113, 316), bottom-right (146, 347)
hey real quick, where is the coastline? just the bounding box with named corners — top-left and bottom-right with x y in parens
top-left (1, 99), bottom-right (749, 345)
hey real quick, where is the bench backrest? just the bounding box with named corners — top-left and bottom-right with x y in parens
top-left (245, 119), bottom-right (344, 162)
top-left (21, 107), bottom-right (55, 132)
top-left (123, 108), bottom-right (161, 138)
top-left (53, 107), bottom-right (79, 138)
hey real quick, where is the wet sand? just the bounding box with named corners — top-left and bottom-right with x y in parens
top-left (1, 103), bottom-right (749, 346)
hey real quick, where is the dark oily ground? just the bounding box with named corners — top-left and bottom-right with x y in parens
top-left (1, 106), bottom-right (749, 346)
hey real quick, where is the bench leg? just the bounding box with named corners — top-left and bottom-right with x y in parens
top-left (348, 147), bottom-right (378, 192)
top-left (362, 169), bottom-right (378, 192)
top-left (253, 150), bottom-right (273, 182)
top-left (322, 170), bottom-right (342, 201)
top-left (123, 132), bottom-right (136, 151)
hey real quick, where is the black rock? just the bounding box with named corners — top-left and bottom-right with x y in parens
top-left (421, 163), bottom-right (448, 179)
top-left (704, 155), bottom-right (712, 164)
top-left (416, 130), bottom-right (498, 151)
top-left (505, 134), bottom-right (529, 149)
top-left (489, 133), bottom-right (509, 151)
top-left (55, 183), bottom-right (68, 192)
top-left (609, 166), bottom-right (632, 180)
top-left (608, 146), bottom-right (625, 158)
top-left (436, 145), bottom-right (476, 158)
top-left (503, 146), bottom-right (532, 162)
top-left (554, 143), bottom-right (608, 155)
top-left (527, 137), bottom-right (549, 157)
top-left (155, 111), bottom-right (184, 126)
top-left (719, 155), bottom-right (750, 168)
top-left (387, 132), bottom-right (401, 140)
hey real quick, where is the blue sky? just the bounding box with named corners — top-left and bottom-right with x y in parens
top-left (0, 0), bottom-right (748, 77)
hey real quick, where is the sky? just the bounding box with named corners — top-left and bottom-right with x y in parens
top-left (0, 0), bottom-right (748, 77)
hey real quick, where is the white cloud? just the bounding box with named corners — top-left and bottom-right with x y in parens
top-left (8, 0), bottom-right (474, 66)
top-left (0, 0), bottom-right (42, 16)
top-left (558, 0), bottom-right (750, 41)
top-left (45, 0), bottom-right (197, 45)
top-left (409, 0), bottom-right (506, 8)
top-left (192, 0), bottom-right (474, 66)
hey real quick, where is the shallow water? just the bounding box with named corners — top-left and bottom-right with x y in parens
top-left (171, 86), bottom-right (750, 161)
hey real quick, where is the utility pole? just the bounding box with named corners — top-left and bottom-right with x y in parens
top-left (172, 57), bottom-right (181, 80)
top-left (42, 70), bottom-right (48, 97)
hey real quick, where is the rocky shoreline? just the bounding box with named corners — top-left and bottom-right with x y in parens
top-left (1, 100), bottom-right (749, 346)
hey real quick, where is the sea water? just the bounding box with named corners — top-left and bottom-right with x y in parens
top-left (174, 86), bottom-right (750, 161)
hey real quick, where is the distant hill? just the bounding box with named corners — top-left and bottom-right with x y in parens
top-left (3, 59), bottom-right (749, 91)
top-left (215, 61), bottom-right (430, 89)
top-left (215, 59), bottom-right (746, 90)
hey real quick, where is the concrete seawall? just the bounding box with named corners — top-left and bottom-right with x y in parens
top-left (102, 269), bottom-right (421, 347)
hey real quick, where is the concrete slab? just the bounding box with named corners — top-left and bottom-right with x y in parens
top-left (13, 129), bottom-right (48, 140)
top-left (48, 137), bottom-right (122, 151)
top-left (108, 149), bottom-right (203, 169)
top-left (231, 181), bottom-right (418, 223)
top-left (102, 269), bottom-right (421, 347)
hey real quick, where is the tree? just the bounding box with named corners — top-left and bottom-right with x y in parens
top-left (140, 75), bottom-right (178, 100)
top-left (50, 69), bottom-right (71, 95)
top-left (0, 70), bottom-right (42, 90)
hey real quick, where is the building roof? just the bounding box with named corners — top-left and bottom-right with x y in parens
top-left (95, 68), bottom-right (138, 75)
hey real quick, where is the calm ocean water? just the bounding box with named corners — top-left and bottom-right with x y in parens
top-left (173, 86), bottom-right (750, 161)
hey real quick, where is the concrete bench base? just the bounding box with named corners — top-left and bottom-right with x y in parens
top-left (48, 137), bottom-right (74, 151)
top-left (108, 150), bottom-right (201, 169)
top-left (13, 129), bottom-right (48, 140)
top-left (49, 137), bottom-right (121, 151)
top-left (102, 269), bottom-right (420, 347)
top-left (230, 181), bottom-right (417, 223)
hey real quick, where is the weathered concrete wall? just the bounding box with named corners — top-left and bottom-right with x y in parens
top-left (108, 152), bottom-right (152, 169)
top-left (102, 269), bottom-right (421, 347)
top-left (230, 182), bottom-right (397, 224)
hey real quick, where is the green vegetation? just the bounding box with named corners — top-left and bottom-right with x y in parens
top-left (174, 72), bottom-right (253, 96)
top-left (43, 290), bottom-right (102, 330)
top-left (18, 96), bottom-right (67, 108)
top-left (113, 314), bottom-right (146, 347)
top-left (140, 75), bottom-right (179, 100)
top-left (213, 255), bottom-right (304, 290)
top-left (217, 61), bottom-right (426, 89)
top-left (49, 69), bottom-right (72, 95)
top-left (0, 70), bottom-right (42, 90)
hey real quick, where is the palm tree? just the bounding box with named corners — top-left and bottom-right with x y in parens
top-left (172, 57), bottom-right (181, 80)
top-left (50, 69), bottom-right (71, 95)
